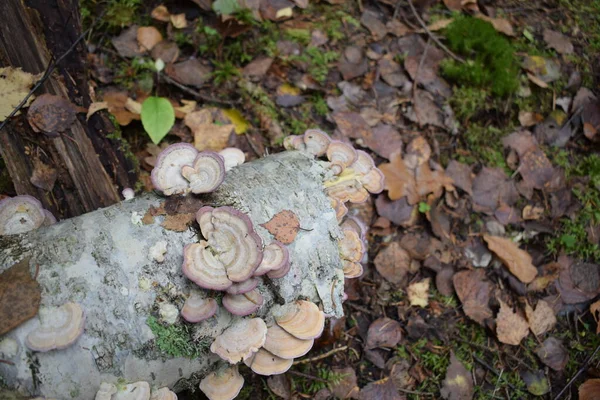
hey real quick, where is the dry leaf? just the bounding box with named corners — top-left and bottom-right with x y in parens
top-left (476, 15), bottom-right (515, 36)
top-left (580, 379), bottom-right (600, 400)
top-left (30, 156), bottom-right (57, 191)
top-left (484, 235), bottom-right (538, 283)
top-left (151, 5), bottom-right (171, 21)
top-left (378, 151), bottom-right (419, 204)
top-left (496, 300), bottom-right (529, 345)
top-left (440, 352), bottom-right (474, 400)
top-left (137, 26), bottom-right (163, 51)
top-left (86, 101), bottom-right (109, 120)
top-left (536, 337), bottom-right (568, 371)
top-left (0, 258), bottom-right (41, 335)
top-left (175, 100), bottom-right (197, 115)
top-left (125, 97), bottom-right (142, 114)
top-left (374, 242), bottom-right (411, 285)
top-left (170, 13), bottom-right (188, 29)
top-left (267, 375), bottom-right (292, 399)
top-left (426, 18), bottom-right (453, 32)
top-left (359, 378), bottom-right (403, 400)
top-left (591, 300), bottom-right (600, 334)
top-left (453, 269), bottom-right (493, 325)
top-left (525, 300), bottom-right (556, 336)
top-left (261, 210), bottom-right (300, 244)
top-left (366, 317), bottom-right (402, 350)
top-left (112, 26), bottom-right (144, 58)
top-left (442, 0), bottom-right (462, 11)
top-left (166, 59), bottom-right (212, 88)
top-left (408, 278), bottom-right (430, 307)
top-left (194, 123), bottom-right (234, 151)
top-left (27, 94), bottom-right (77, 136)
top-left (103, 91), bottom-right (140, 126)
top-left (527, 72), bottom-right (549, 89)
top-left (161, 213), bottom-right (194, 232)
top-left (543, 29), bottom-right (574, 55)
top-left (0, 67), bottom-right (39, 121)
top-left (330, 367), bottom-right (360, 399)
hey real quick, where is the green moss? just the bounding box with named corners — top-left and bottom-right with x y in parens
top-left (457, 124), bottom-right (511, 173)
top-left (441, 16), bottom-right (519, 97)
top-left (146, 316), bottom-right (210, 358)
top-left (212, 60), bottom-right (242, 84)
top-left (449, 86), bottom-right (489, 122)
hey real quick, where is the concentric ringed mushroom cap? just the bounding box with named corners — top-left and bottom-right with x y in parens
top-left (182, 242), bottom-right (232, 290)
top-left (254, 241), bottom-right (289, 276)
top-left (341, 216), bottom-right (368, 241)
top-left (326, 141), bottom-right (358, 173)
top-left (263, 324), bottom-right (314, 359)
top-left (210, 318), bottom-right (267, 363)
top-left (226, 278), bottom-right (259, 295)
top-left (339, 228), bottom-right (365, 263)
top-left (222, 289), bottom-right (264, 316)
top-left (25, 302), bottom-right (85, 352)
top-left (283, 135), bottom-right (305, 151)
top-left (361, 168), bottom-right (385, 194)
top-left (350, 150), bottom-right (376, 175)
top-left (180, 151), bottom-right (226, 194)
top-left (343, 260), bottom-right (363, 279)
top-left (243, 348), bottom-right (293, 376)
top-left (199, 366), bottom-right (244, 400)
top-left (150, 387), bottom-right (177, 400)
top-left (151, 143), bottom-right (198, 195)
top-left (42, 209), bottom-right (57, 226)
top-left (0, 195), bottom-right (46, 235)
top-left (219, 148), bottom-right (246, 171)
top-left (275, 300), bottom-right (325, 340)
top-left (330, 197), bottom-right (348, 223)
top-left (303, 129), bottom-right (331, 156)
top-left (181, 294), bottom-right (217, 323)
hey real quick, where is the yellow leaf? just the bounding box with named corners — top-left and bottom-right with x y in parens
top-left (222, 108), bottom-right (249, 134)
top-left (0, 67), bottom-right (40, 121)
top-left (277, 83), bottom-right (301, 96)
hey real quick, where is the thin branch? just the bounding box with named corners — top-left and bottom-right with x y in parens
top-left (405, 0), bottom-right (465, 64)
top-left (554, 344), bottom-right (600, 400)
top-left (293, 346), bottom-right (348, 365)
top-left (159, 74), bottom-right (240, 106)
top-left (287, 370), bottom-right (329, 383)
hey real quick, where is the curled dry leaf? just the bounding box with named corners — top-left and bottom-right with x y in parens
top-left (374, 242), bottom-right (411, 285)
top-left (366, 317), bottom-right (402, 350)
top-left (496, 300), bottom-right (529, 346)
top-left (590, 300), bottom-right (600, 334)
top-left (521, 370), bottom-right (550, 396)
top-left (261, 210), bottom-right (300, 244)
top-left (137, 26), bottom-right (163, 51)
top-left (525, 300), bottom-right (556, 336)
top-left (440, 352), bottom-right (474, 400)
top-left (359, 377), bottom-right (403, 400)
top-left (27, 94), bottom-right (77, 136)
top-left (161, 213), bottom-right (195, 232)
top-left (151, 5), bottom-right (171, 21)
top-left (378, 151), bottom-right (418, 204)
top-left (453, 269), bottom-right (492, 325)
top-left (330, 367), bottom-right (360, 399)
top-left (543, 29), bottom-right (574, 55)
top-left (535, 337), bottom-right (569, 371)
top-left (407, 278), bottom-right (430, 308)
top-left (483, 235), bottom-right (537, 283)
top-left (0, 258), bottom-right (41, 335)
top-left (0, 67), bottom-right (40, 121)
top-left (30, 157), bottom-right (58, 192)
top-left (86, 101), bottom-right (108, 121)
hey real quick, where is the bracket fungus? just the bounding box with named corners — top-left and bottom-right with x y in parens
top-left (199, 366), bottom-right (244, 400)
top-left (113, 381), bottom-right (151, 400)
top-left (244, 348), bottom-right (294, 376)
top-left (150, 388), bottom-right (177, 400)
top-left (210, 318), bottom-right (267, 364)
top-left (218, 148), bottom-right (246, 171)
top-left (25, 302), bottom-right (85, 352)
top-left (150, 143), bottom-right (198, 195)
top-left (225, 278), bottom-right (259, 295)
top-left (303, 129), bottom-right (331, 156)
top-left (181, 294), bottom-right (217, 323)
top-left (183, 206), bottom-right (263, 290)
top-left (253, 241), bottom-right (289, 277)
top-left (275, 300), bottom-right (325, 340)
top-left (180, 152), bottom-right (226, 194)
top-left (263, 324), bottom-right (314, 359)
top-left (326, 141), bottom-right (358, 175)
top-left (222, 289), bottom-right (264, 316)
top-left (0, 195), bottom-right (55, 235)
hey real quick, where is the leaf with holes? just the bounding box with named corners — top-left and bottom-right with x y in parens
top-left (261, 210), bottom-right (300, 244)
top-left (141, 97), bottom-right (175, 144)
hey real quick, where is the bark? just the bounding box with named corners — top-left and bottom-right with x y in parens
top-left (0, 151), bottom-right (345, 399)
top-left (0, 0), bottom-right (136, 219)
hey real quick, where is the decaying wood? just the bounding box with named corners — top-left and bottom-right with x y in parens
top-left (0, 151), bottom-right (345, 399)
top-left (0, 0), bottom-right (135, 219)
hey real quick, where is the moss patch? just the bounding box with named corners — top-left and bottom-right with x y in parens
top-left (146, 316), bottom-right (210, 358)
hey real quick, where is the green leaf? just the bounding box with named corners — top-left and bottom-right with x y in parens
top-left (418, 202), bottom-right (430, 213)
top-left (141, 97), bottom-right (175, 144)
top-left (212, 0), bottom-right (240, 16)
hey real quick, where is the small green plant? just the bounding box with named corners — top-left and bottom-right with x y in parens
top-left (146, 316), bottom-right (209, 358)
top-left (212, 60), bottom-right (241, 84)
top-left (418, 202), bottom-right (430, 213)
top-left (173, 32), bottom-right (194, 48)
top-left (290, 367), bottom-right (348, 395)
top-left (450, 86), bottom-right (488, 122)
top-left (284, 28), bottom-right (311, 45)
top-left (312, 95), bottom-right (329, 116)
top-left (295, 47), bottom-right (339, 83)
top-left (212, 0), bottom-right (241, 15)
top-left (105, 0), bottom-right (142, 28)
top-left (441, 15), bottom-right (519, 96)
top-left (141, 97), bottom-right (175, 144)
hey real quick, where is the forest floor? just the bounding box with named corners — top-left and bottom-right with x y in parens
top-left (7, 0), bottom-right (600, 398)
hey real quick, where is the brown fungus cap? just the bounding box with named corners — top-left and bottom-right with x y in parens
top-left (254, 241), bottom-right (290, 276)
top-left (0, 195), bottom-right (48, 235)
top-left (150, 143), bottom-right (198, 195)
top-left (25, 302), bottom-right (85, 352)
top-left (303, 129), bottom-right (331, 156)
top-left (113, 381), bottom-right (151, 400)
top-left (183, 206), bottom-right (263, 290)
top-left (181, 294), bottom-right (217, 323)
top-left (330, 197), bottom-right (349, 223)
top-left (326, 141), bottom-right (358, 174)
top-left (244, 348), bottom-right (293, 376)
top-left (263, 324), bottom-right (314, 359)
top-left (222, 289), bottom-right (264, 316)
top-left (199, 366), bottom-right (244, 400)
top-left (275, 300), bottom-right (325, 340)
top-left (180, 151), bottom-right (226, 194)
top-left (339, 228), bottom-right (365, 263)
top-left (226, 278), bottom-right (259, 295)
top-left (343, 260), bottom-right (364, 279)
top-left (210, 318), bottom-right (267, 363)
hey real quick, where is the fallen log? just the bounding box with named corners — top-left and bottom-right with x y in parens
top-left (0, 151), bottom-right (345, 399)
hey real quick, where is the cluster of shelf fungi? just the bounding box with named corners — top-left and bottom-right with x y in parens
top-left (0, 129), bottom-right (384, 400)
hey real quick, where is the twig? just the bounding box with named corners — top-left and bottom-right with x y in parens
top-left (159, 74), bottom-right (240, 106)
top-left (287, 370), bottom-right (329, 383)
top-left (293, 346), bottom-right (348, 365)
top-left (0, 359), bottom-right (15, 365)
top-left (398, 388), bottom-right (435, 396)
top-left (0, 27), bottom-right (92, 133)
top-left (554, 344), bottom-right (600, 400)
top-left (405, 0), bottom-right (465, 64)
top-left (473, 355), bottom-right (518, 391)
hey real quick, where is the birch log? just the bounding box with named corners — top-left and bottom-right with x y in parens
top-left (0, 151), bottom-right (345, 399)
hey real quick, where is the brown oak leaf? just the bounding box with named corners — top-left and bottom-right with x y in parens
top-left (378, 151), bottom-right (418, 204)
top-left (261, 210), bottom-right (300, 244)
top-left (496, 300), bottom-right (529, 346)
top-left (484, 235), bottom-right (538, 283)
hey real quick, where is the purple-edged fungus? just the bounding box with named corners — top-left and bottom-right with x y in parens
top-left (0, 195), bottom-right (47, 235)
top-left (343, 260), bottom-right (363, 279)
top-left (222, 289), bottom-right (264, 316)
top-left (181, 294), bottom-right (217, 323)
top-left (266, 258), bottom-right (291, 279)
top-left (243, 348), bottom-right (293, 376)
top-left (42, 209), bottom-right (57, 226)
top-left (254, 241), bottom-right (289, 276)
top-left (263, 324), bottom-right (314, 359)
top-left (330, 197), bottom-right (349, 223)
top-left (150, 387), bottom-right (177, 400)
top-left (151, 143), bottom-right (198, 195)
top-left (326, 141), bottom-right (358, 175)
top-left (25, 302), bottom-right (85, 352)
top-left (283, 135), bottom-right (305, 151)
top-left (180, 152), bottom-right (226, 194)
top-left (226, 278), bottom-right (259, 295)
top-left (339, 228), bottom-right (365, 263)
top-left (183, 206), bottom-right (263, 290)
top-left (219, 148), bottom-right (246, 171)
top-left (113, 381), bottom-right (151, 400)
top-left (199, 366), bottom-right (244, 400)
top-left (341, 216), bottom-right (368, 241)
top-left (95, 382), bottom-right (117, 400)
top-left (210, 318), bottom-right (267, 363)
top-left (275, 300), bottom-right (325, 340)
top-left (303, 129), bottom-right (331, 156)
top-left (324, 150), bottom-right (385, 204)
top-left (122, 188), bottom-right (135, 200)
